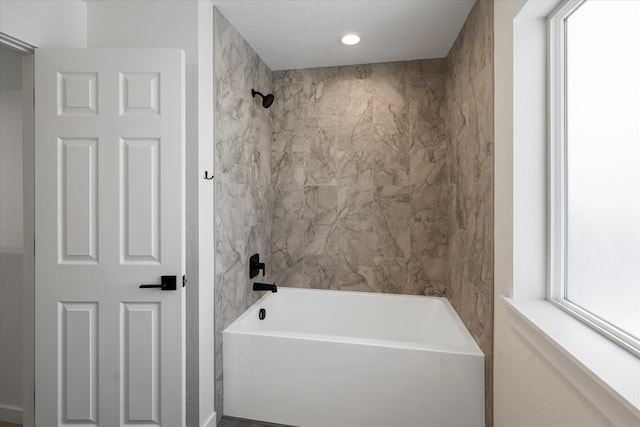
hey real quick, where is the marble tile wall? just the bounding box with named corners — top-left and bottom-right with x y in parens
top-left (445, 0), bottom-right (494, 425)
top-left (271, 59), bottom-right (449, 297)
top-left (213, 9), bottom-right (273, 421)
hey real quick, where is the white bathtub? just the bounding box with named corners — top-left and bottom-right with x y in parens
top-left (223, 288), bottom-right (484, 427)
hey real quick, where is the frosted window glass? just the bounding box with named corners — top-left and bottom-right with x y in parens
top-left (565, 0), bottom-right (640, 340)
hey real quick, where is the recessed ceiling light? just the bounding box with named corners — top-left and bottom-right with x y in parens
top-left (340, 34), bottom-right (360, 46)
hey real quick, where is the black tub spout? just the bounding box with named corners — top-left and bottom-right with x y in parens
top-left (253, 282), bottom-right (277, 293)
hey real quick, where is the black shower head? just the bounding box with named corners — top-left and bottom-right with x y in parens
top-left (252, 89), bottom-right (274, 109)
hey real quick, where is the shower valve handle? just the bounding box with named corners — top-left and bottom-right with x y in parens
top-left (249, 253), bottom-right (266, 279)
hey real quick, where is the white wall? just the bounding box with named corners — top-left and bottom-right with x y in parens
top-left (86, 2), bottom-right (216, 426)
top-left (494, 1), bottom-right (640, 425)
top-left (0, 252), bottom-right (23, 424)
top-left (0, 45), bottom-right (24, 425)
top-left (0, 3), bottom-right (86, 426)
top-left (2, 2), bottom-right (214, 426)
top-left (0, 45), bottom-right (22, 90)
top-left (0, 0), bottom-right (86, 48)
top-left (0, 85), bottom-right (24, 249)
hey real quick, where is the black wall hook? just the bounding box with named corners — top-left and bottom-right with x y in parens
top-left (203, 171), bottom-right (214, 180)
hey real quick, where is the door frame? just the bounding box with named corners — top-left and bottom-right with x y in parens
top-left (0, 31), bottom-right (36, 427)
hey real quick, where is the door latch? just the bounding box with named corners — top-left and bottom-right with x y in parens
top-left (139, 275), bottom-right (177, 291)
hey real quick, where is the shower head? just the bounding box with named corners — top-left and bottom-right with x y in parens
top-left (252, 89), bottom-right (274, 109)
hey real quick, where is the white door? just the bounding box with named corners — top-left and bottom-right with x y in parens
top-left (35, 48), bottom-right (185, 427)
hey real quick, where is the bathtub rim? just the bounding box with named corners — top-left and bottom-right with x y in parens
top-left (224, 287), bottom-right (484, 357)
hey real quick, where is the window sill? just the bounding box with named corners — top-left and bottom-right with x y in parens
top-left (503, 297), bottom-right (640, 423)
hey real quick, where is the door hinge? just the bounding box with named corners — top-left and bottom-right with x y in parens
top-left (182, 275), bottom-right (187, 287)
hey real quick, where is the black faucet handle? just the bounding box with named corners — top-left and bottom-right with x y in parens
top-left (249, 253), bottom-right (266, 279)
top-left (258, 262), bottom-right (265, 276)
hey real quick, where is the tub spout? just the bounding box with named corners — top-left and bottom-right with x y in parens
top-left (253, 282), bottom-right (277, 293)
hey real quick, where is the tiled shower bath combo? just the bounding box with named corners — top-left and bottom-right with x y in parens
top-left (214, 0), bottom-right (494, 425)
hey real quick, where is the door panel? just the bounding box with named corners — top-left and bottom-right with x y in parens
top-left (59, 137), bottom-right (98, 262)
top-left (120, 137), bottom-right (160, 263)
top-left (61, 302), bottom-right (98, 424)
top-left (122, 303), bottom-right (160, 423)
top-left (35, 48), bottom-right (185, 427)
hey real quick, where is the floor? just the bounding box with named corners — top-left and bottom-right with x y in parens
top-left (0, 417), bottom-right (289, 427)
top-left (0, 422), bottom-right (281, 427)
top-left (0, 417), bottom-right (282, 427)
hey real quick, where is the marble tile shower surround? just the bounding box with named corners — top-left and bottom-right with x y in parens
top-left (213, 8), bottom-right (273, 422)
top-left (445, 0), bottom-right (494, 425)
top-left (271, 59), bottom-right (449, 297)
top-left (214, 2), bottom-right (494, 423)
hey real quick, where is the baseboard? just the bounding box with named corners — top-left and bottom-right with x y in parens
top-left (202, 411), bottom-right (216, 427)
top-left (0, 404), bottom-right (23, 424)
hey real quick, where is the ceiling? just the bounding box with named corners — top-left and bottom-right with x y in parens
top-left (210, 0), bottom-right (475, 71)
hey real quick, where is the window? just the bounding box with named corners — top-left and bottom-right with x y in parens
top-left (549, 0), bottom-right (640, 355)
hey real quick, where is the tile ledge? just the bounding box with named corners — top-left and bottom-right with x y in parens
top-left (502, 297), bottom-right (640, 423)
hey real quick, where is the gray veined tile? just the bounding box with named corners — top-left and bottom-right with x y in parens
top-left (335, 257), bottom-right (378, 292)
top-left (304, 185), bottom-right (338, 225)
top-left (273, 269), bottom-right (306, 289)
top-left (337, 186), bottom-right (374, 221)
top-left (372, 186), bottom-right (411, 258)
top-left (337, 110), bottom-right (374, 152)
top-left (271, 150), bottom-right (305, 188)
top-left (217, 133), bottom-right (246, 184)
top-left (373, 148), bottom-right (410, 186)
top-left (273, 185), bottom-right (305, 220)
top-left (214, 8), bottom-right (274, 420)
top-left (410, 146), bottom-right (448, 187)
top-left (373, 98), bottom-right (410, 150)
top-left (338, 63), bottom-right (373, 80)
top-left (370, 62), bottom-right (409, 109)
top-left (333, 219), bottom-right (376, 267)
top-left (303, 67), bottom-right (340, 118)
top-left (272, 218), bottom-right (307, 265)
top-left (303, 255), bottom-right (338, 289)
top-left (305, 222), bottom-right (338, 256)
top-left (409, 221), bottom-right (448, 296)
top-left (373, 257), bottom-right (410, 294)
top-left (445, 1), bottom-right (494, 424)
top-left (411, 183), bottom-right (449, 223)
top-left (409, 83), bottom-right (447, 149)
top-left (412, 58), bottom-right (448, 77)
top-left (336, 150), bottom-right (374, 188)
top-left (304, 121), bottom-right (338, 185)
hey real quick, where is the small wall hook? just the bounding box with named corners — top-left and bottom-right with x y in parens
top-left (203, 171), bottom-right (214, 180)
